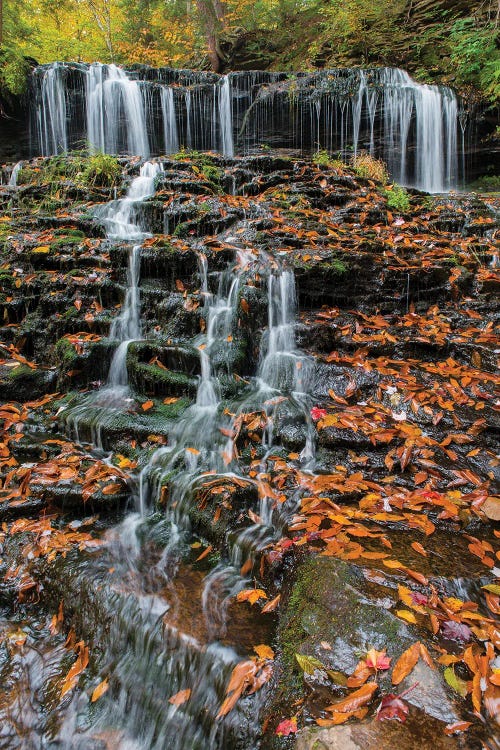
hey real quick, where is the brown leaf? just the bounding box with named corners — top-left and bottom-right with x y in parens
top-left (217, 660), bottom-right (258, 718)
top-left (261, 594), bottom-right (281, 613)
top-left (392, 642), bottom-right (420, 685)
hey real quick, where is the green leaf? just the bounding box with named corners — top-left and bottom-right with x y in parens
top-left (326, 669), bottom-right (348, 686)
top-left (444, 667), bottom-right (468, 697)
top-left (295, 653), bottom-right (325, 675)
top-left (482, 584), bottom-right (500, 595)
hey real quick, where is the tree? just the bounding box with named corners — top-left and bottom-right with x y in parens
top-left (83, 0), bottom-right (115, 59)
top-left (195, 0), bottom-right (226, 71)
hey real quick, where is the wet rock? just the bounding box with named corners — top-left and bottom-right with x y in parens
top-left (275, 556), bottom-right (459, 726)
top-left (294, 706), bottom-right (469, 750)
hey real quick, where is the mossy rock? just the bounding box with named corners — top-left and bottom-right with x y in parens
top-left (274, 555), bottom-right (458, 726)
top-left (0, 363), bottom-right (57, 400)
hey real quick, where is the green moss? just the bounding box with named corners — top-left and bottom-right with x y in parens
top-left (54, 337), bottom-right (78, 366)
top-left (6, 363), bottom-right (33, 380)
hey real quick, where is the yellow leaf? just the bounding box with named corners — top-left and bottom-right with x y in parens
top-left (33, 245), bottom-right (50, 253)
top-left (395, 609), bottom-right (418, 624)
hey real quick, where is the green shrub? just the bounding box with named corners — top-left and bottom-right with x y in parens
top-left (79, 153), bottom-right (121, 187)
top-left (0, 47), bottom-right (30, 96)
top-left (351, 153), bottom-right (388, 184)
top-left (468, 174), bottom-right (500, 193)
top-left (450, 19), bottom-right (500, 103)
top-left (384, 184), bottom-right (410, 212)
top-left (313, 149), bottom-right (331, 167)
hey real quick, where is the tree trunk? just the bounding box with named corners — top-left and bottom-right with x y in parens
top-left (196, 0), bottom-right (225, 72)
top-left (0, 0), bottom-right (3, 46)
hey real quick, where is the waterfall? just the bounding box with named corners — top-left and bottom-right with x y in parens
top-left (65, 160), bottom-right (162, 443)
top-left (31, 62), bottom-right (463, 191)
top-left (8, 161), bottom-right (23, 187)
top-left (219, 75), bottom-right (234, 158)
top-left (36, 62), bottom-right (68, 156)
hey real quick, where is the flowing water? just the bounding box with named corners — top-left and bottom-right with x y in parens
top-left (66, 160), bottom-right (162, 445)
top-left (30, 62), bottom-right (467, 191)
top-left (59, 166), bottom-right (315, 745)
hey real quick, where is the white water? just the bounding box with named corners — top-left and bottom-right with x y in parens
top-left (8, 161), bottom-right (23, 187)
top-left (65, 161), bottom-right (162, 444)
top-left (86, 63), bottom-right (150, 157)
top-left (219, 75), bottom-right (234, 158)
top-left (36, 62), bottom-right (68, 156)
top-left (161, 86), bottom-right (179, 154)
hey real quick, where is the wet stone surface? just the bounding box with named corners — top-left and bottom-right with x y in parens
top-left (0, 151), bottom-right (498, 750)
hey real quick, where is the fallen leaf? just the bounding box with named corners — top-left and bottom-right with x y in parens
top-left (91, 678), bottom-right (109, 702)
top-left (392, 642), bottom-right (420, 685)
top-left (325, 682), bottom-right (378, 713)
top-left (169, 688), bottom-right (191, 705)
top-left (254, 644), bottom-right (275, 661)
top-left (275, 717), bottom-right (298, 736)
top-left (377, 693), bottom-right (409, 722)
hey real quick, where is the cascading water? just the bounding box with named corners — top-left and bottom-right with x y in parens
top-left (8, 161), bottom-right (23, 187)
top-left (65, 160), bottom-right (162, 444)
top-left (161, 86), bottom-right (179, 154)
top-left (30, 62), bottom-right (465, 192)
top-left (36, 62), bottom-right (68, 156)
top-left (201, 265), bottom-right (315, 637)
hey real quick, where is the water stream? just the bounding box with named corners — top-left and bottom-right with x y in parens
top-left (66, 160), bottom-right (162, 445)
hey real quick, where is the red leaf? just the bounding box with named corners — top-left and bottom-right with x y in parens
top-left (275, 717), bottom-right (298, 736)
top-left (377, 693), bottom-right (409, 722)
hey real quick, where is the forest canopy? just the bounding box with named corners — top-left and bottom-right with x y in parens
top-left (0, 0), bottom-right (499, 100)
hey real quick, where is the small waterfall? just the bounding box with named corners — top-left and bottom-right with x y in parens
top-left (160, 86), bottom-right (179, 154)
top-left (219, 75), bottom-right (234, 158)
top-left (8, 161), bottom-right (23, 187)
top-left (95, 160), bottom-right (162, 240)
top-left (201, 266), bottom-right (314, 637)
top-left (65, 161), bottom-right (162, 443)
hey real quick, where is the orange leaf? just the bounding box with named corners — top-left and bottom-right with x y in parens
top-left (325, 682), bottom-right (378, 713)
top-left (195, 545), bottom-right (213, 562)
top-left (142, 400), bottom-right (154, 411)
top-left (102, 482), bottom-right (123, 495)
top-left (262, 594), bottom-right (281, 613)
top-left (253, 644), bottom-right (275, 660)
top-left (169, 688), bottom-right (191, 705)
top-left (240, 298), bottom-right (249, 314)
top-left (392, 642), bottom-right (420, 685)
top-left (91, 678), bottom-right (109, 702)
